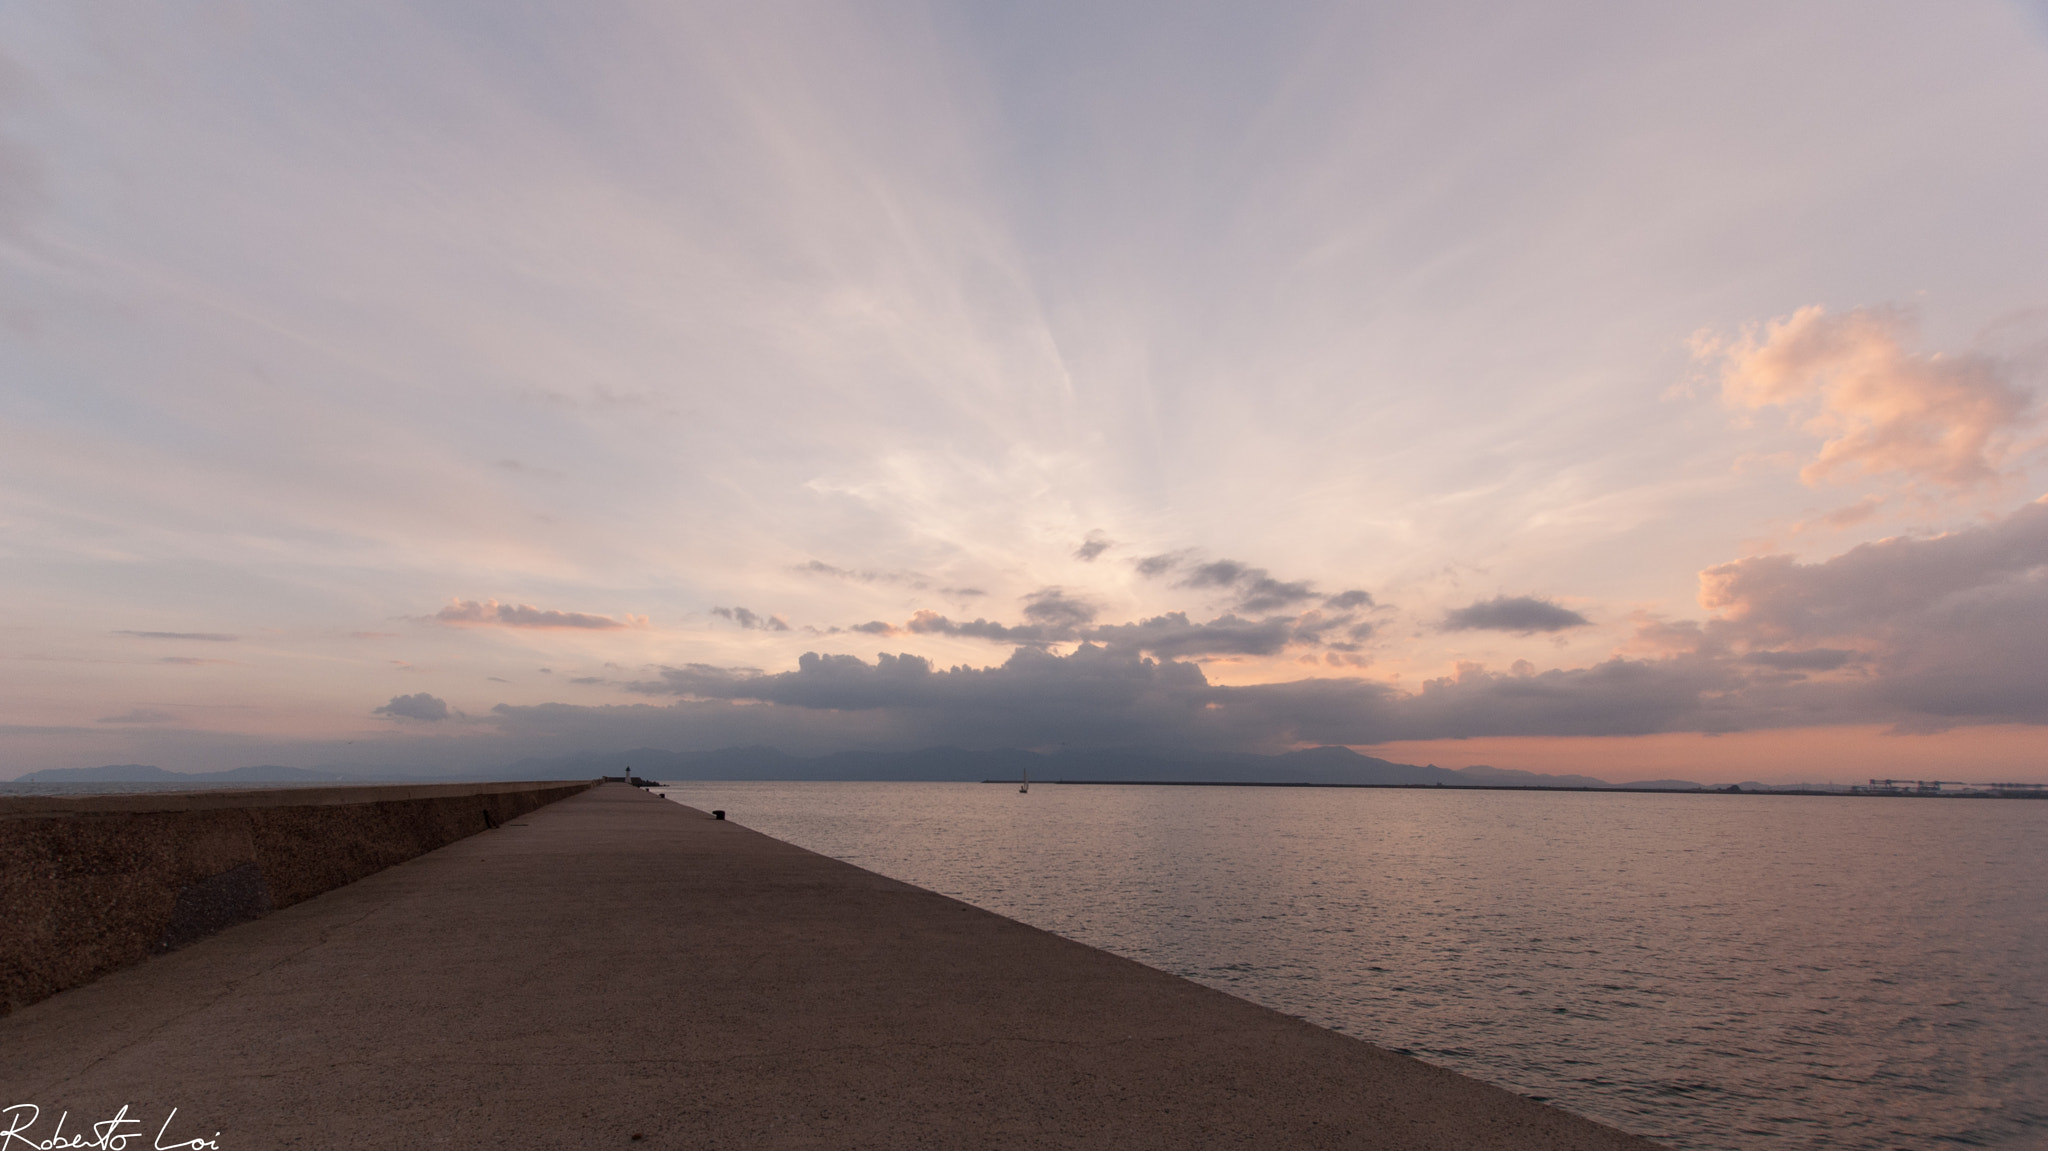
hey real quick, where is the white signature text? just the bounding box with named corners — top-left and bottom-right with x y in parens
top-left (1, 1104), bottom-right (219, 1150)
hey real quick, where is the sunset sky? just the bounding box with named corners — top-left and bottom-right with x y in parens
top-left (3, 1), bottom-right (2046, 782)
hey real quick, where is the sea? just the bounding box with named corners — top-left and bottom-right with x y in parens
top-left (654, 780), bottom-right (2046, 1151)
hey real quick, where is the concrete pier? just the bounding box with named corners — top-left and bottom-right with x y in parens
top-left (1, 779), bottom-right (593, 1014)
top-left (0, 784), bottom-right (1661, 1149)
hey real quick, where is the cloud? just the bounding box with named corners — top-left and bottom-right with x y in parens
top-left (1700, 499), bottom-right (2048, 642)
top-left (1134, 552), bottom-right (1189, 578)
top-left (886, 588), bottom-right (1101, 647)
top-left (115, 630), bottom-right (238, 641)
top-left (1073, 531), bottom-right (1113, 561)
top-left (1181, 559), bottom-right (1251, 588)
top-left (1289, 610), bottom-right (1371, 650)
top-left (599, 646), bottom-right (1228, 748)
top-left (1020, 588), bottom-right (1097, 630)
top-left (1743, 648), bottom-right (1857, 671)
top-left (1323, 590), bottom-right (1374, 611)
top-left (97, 708), bottom-right (173, 724)
top-left (904, 611), bottom-right (1061, 646)
top-left (161, 656), bottom-right (235, 666)
top-left (494, 458), bottom-right (565, 480)
top-left (1700, 305), bottom-right (2036, 490)
top-left (435, 599), bottom-right (640, 630)
top-left (375, 692), bottom-right (449, 721)
top-left (711, 606), bottom-right (791, 632)
top-left (505, 644), bottom-right (1740, 751)
top-left (487, 494), bottom-right (2048, 754)
top-left (857, 580), bottom-right (1364, 662)
top-left (1697, 496), bottom-right (2048, 727)
top-left (1083, 612), bottom-right (1297, 658)
top-left (794, 561), bottom-right (926, 588)
top-left (1237, 577), bottom-right (1318, 613)
top-left (1443, 596), bottom-right (1591, 633)
top-left (1142, 553), bottom-right (1340, 615)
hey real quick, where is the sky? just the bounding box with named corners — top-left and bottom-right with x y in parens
top-left (2, 0), bottom-right (2046, 783)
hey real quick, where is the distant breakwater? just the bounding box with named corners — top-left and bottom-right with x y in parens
top-left (1017, 779), bottom-right (2048, 797)
top-left (0, 780), bottom-right (593, 1014)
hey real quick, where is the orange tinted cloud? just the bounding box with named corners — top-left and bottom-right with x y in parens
top-left (1698, 304), bottom-right (2034, 490)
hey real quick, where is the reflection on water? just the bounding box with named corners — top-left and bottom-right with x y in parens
top-left (658, 781), bottom-right (2047, 1151)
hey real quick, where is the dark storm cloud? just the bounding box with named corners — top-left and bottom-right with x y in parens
top-left (1442, 596), bottom-right (1592, 633)
top-left (712, 606), bottom-right (791, 632)
top-left (375, 692), bottom-right (449, 721)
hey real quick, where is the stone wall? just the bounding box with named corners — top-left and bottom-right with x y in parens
top-left (0, 781), bottom-right (594, 1015)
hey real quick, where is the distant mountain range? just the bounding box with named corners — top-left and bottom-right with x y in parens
top-left (491, 745), bottom-right (1719, 790)
top-left (13, 746), bottom-right (1751, 790)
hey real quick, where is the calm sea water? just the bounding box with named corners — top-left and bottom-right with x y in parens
top-left (657, 781), bottom-right (2046, 1151)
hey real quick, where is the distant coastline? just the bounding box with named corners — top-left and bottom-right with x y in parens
top-left (12, 744), bottom-right (2042, 795)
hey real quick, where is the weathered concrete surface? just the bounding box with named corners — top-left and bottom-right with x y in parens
top-left (0, 781), bottom-right (593, 1014)
top-left (0, 784), bottom-right (1662, 1150)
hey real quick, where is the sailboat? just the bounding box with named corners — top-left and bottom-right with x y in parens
top-left (1019, 764), bottom-right (1029, 794)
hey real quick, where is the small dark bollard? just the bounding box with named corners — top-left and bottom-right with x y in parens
top-left (712, 810), bottom-right (726, 820)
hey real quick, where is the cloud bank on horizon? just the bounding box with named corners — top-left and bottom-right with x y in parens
top-left (1, 1), bottom-right (2045, 781)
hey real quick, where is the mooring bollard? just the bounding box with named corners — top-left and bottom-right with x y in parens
top-left (712, 810), bottom-right (726, 820)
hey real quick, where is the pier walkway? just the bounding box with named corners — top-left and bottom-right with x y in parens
top-left (1, 784), bottom-right (1659, 1149)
